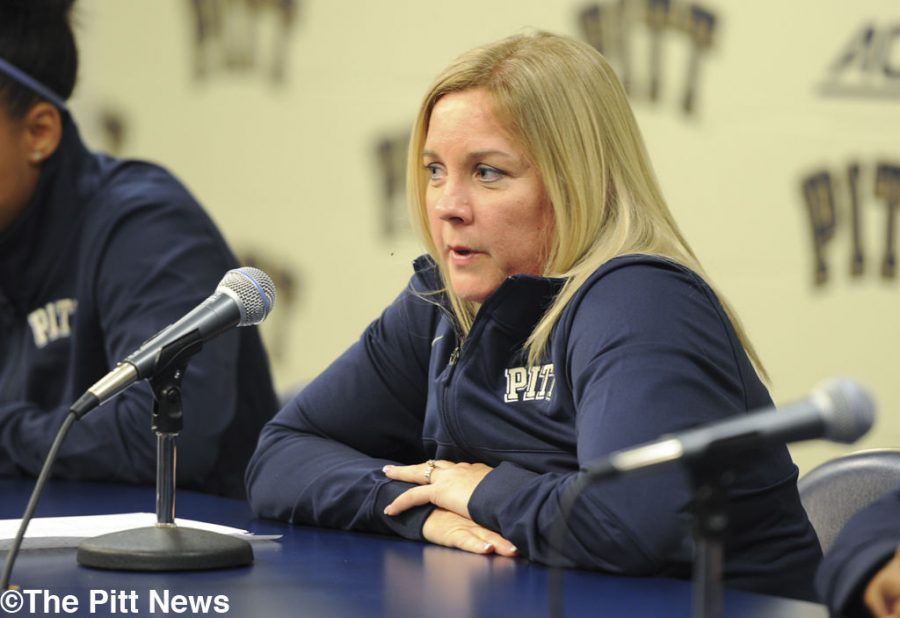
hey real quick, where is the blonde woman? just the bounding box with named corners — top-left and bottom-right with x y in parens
top-left (247, 31), bottom-right (821, 600)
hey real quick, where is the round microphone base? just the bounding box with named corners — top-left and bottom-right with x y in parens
top-left (76, 525), bottom-right (253, 571)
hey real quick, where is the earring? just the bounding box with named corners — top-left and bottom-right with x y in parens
top-left (31, 151), bottom-right (44, 163)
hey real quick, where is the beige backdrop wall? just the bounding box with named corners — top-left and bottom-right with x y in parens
top-left (69, 0), bottom-right (899, 474)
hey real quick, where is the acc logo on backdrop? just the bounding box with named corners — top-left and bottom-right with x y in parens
top-left (819, 22), bottom-right (900, 99)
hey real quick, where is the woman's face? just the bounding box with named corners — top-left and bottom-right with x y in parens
top-left (424, 88), bottom-right (554, 304)
top-left (0, 104), bottom-right (39, 233)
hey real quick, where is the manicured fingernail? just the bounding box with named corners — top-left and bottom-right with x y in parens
top-left (483, 542), bottom-right (494, 551)
top-left (382, 465), bottom-right (393, 473)
top-left (383, 506), bottom-right (393, 515)
top-left (509, 545), bottom-right (518, 554)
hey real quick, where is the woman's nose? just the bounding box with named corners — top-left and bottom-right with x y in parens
top-left (433, 179), bottom-right (472, 223)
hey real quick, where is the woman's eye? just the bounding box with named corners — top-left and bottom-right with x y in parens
top-left (425, 163), bottom-right (444, 180)
top-left (476, 165), bottom-right (503, 182)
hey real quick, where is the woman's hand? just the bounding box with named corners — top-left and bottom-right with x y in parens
top-left (421, 508), bottom-right (518, 557)
top-left (382, 459), bottom-right (492, 519)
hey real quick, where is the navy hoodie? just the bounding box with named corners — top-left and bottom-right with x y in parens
top-left (0, 115), bottom-right (277, 498)
top-left (247, 254), bottom-right (822, 600)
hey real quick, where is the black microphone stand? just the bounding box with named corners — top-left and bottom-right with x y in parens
top-left (77, 341), bottom-right (253, 571)
top-left (549, 456), bottom-right (736, 618)
top-left (686, 461), bottom-right (734, 618)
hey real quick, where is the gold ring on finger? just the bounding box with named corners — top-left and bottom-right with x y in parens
top-left (423, 459), bottom-right (437, 484)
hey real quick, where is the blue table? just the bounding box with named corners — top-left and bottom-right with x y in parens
top-left (1, 479), bottom-right (827, 617)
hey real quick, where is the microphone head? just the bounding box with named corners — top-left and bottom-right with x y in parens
top-left (813, 378), bottom-right (876, 444)
top-left (218, 267), bottom-right (277, 326)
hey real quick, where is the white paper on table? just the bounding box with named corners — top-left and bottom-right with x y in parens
top-left (0, 512), bottom-right (281, 550)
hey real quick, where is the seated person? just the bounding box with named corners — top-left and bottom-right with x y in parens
top-left (246, 31), bottom-right (822, 599)
top-left (817, 486), bottom-right (900, 617)
top-left (0, 0), bottom-right (278, 498)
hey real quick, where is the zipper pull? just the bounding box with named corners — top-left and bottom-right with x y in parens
top-left (448, 345), bottom-right (460, 365)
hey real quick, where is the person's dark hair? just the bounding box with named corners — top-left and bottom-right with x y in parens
top-left (0, 0), bottom-right (78, 118)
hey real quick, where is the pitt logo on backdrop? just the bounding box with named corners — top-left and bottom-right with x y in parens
top-left (800, 161), bottom-right (900, 286)
top-left (187, 0), bottom-right (301, 84)
top-left (374, 133), bottom-right (411, 239)
top-left (578, 0), bottom-right (718, 116)
top-left (504, 364), bottom-right (556, 403)
top-left (27, 299), bottom-right (78, 348)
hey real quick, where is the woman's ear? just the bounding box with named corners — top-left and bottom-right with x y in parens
top-left (23, 101), bottom-right (62, 164)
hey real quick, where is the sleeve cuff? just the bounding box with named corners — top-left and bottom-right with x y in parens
top-left (468, 461), bottom-right (538, 531)
top-left (374, 480), bottom-right (435, 541)
top-left (818, 539), bottom-right (897, 616)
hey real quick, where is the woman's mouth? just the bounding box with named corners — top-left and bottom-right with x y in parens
top-left (448, 246), bottom-right (480, 262)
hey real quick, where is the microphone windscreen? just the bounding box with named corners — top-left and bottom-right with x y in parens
top-left (219, 267), bottom-right (277, 326)
top-left (816, 378), bottom-right (876, 444)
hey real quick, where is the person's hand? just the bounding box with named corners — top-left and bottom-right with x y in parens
top-left (865, 548), bottom-right (900, 617)
top-left (382, 459), bottom-right (492, 519)
top-left (421, 508), bottom-right (518, 557)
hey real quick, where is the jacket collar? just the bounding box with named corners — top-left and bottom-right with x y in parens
top-left (411, 254), bottom-right (565, 335)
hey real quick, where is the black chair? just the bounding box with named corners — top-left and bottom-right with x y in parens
top-left (798, 448), bottom-right (900, 553)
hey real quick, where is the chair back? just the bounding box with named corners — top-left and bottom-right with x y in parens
top-left (798, 448), bottom-right (900, 553)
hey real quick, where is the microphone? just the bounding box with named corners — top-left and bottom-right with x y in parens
top-left (70, 267), bottom-right (276, 418)
top-left (583, 378), bottom-right (875, 481)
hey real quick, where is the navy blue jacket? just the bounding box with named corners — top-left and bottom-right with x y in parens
top-left (816, 486), bottom-right (900, 616)
top-left (247, 254), bottom-right (821, 599)
top-left (0, 116), bottom-right (278, 498)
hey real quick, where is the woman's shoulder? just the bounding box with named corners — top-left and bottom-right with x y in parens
top-left (90, 155), bottom-right (199, 212)
top-left (580, 254), bottom-right (714, 306)
top-left (587, 253), bottom-right (707, 288)
top-left (554, 255), bottom-right (758, 398)
top-left (560, 253), bottom-right (728, 338)
top-left (78, 151), bottom-right (223, 249)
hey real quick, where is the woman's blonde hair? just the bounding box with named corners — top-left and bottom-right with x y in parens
top-left (406, 31), bottom-right (766, 378)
